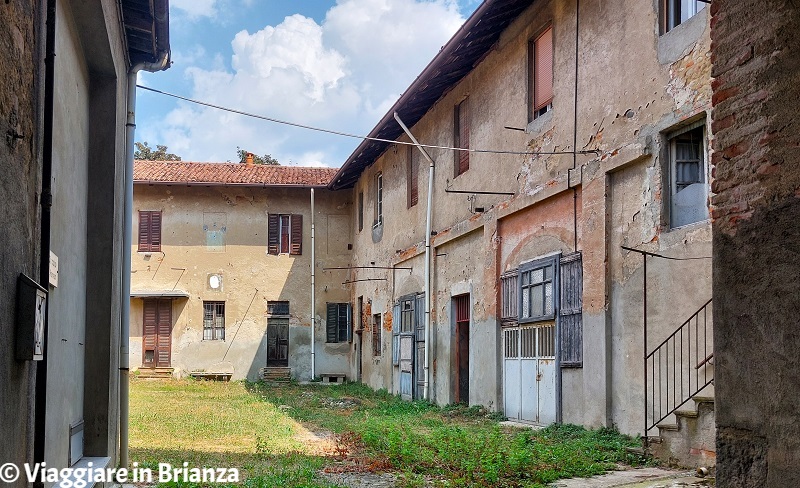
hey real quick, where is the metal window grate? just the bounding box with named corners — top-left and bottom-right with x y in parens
top-left (203, 301), bottom-right (225, 340)
top-left (267, 300), bottom-right (290, 316)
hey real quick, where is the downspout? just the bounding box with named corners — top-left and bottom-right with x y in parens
top-left (394, 113), bottom-right (434, 401)
top-left (310, 188), bottom-right (316, 380)
top-left (34, 0), bottom-right (56, 476)
top-left (120, 50), bottom-right (170, 468)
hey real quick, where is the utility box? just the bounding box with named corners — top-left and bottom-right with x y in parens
top-left (17, 273), bottom-right (47, 361)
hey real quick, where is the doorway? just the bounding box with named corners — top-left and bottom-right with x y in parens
top-left (454, 294), bottom-right (470, 404)
top-left (142, 298), bottom-right (172, 368)
top-left (267, 318), bottom-right (289, 367)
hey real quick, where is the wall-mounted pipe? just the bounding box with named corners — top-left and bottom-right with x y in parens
top-left (394, 112), bottom-right (434, 401)
top-left (120, 49), bottom-right (171, 469)
top-left (310, 187), bottom-right (316, 380)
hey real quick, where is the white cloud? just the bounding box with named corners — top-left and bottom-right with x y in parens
top-left (171, 0), bottom-right (219, 19)
top-left (147, 0), bottom-right (465, 166)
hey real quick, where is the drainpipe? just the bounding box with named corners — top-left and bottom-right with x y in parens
top-left (394, 112), bottom-right (434, 401)
top-left (33, 0), bottom-right (56, 476)
top-left (120, 50), bottom-right (170, 468)
top-left (310, 188), bottom-right (316, 380)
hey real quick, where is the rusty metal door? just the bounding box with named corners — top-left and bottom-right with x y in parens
top-left (503, 323), bottom-right (555, 424)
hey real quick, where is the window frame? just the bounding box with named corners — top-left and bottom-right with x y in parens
top-left (357, 191), bottom-right (364, 232)
top-left (528, 24), bottom-right (554, 122)
top-left (666, 120), bottom-right (708, 228)
top-left (202, 301), bottom-right (225, 341)
top-left (407, 145), bottom-right (419, 208)
top-left (372, 313), bottom-right (382, 357)
top-left (453, 98), bottom-right (470, 177)
top-left (326, 302), bottom-right (352, 343)
top-left (374, 172), bottom-right (383, 227)
top-left (267, 213), bottom-right (303, 255)
top-left (661, 0), bottom-right (707, 34)
top-left (138, 210), bottom-right (162, 253)
top-left (518, 256), bottom-right (558, 324)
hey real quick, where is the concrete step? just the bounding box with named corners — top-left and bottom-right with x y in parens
top-left (136, 367), bottom-right (174, 379)
top-left (259, 367), bottom-right (292, 382)
top-left (653, 395), bottom-right (715, 469)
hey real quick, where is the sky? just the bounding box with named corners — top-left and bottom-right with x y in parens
top-left (136, 0), bottom-right (482, 167)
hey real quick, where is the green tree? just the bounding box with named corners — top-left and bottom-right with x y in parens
top-left (236, 147), bottom-right (279, 165)
top-left (134, 141), bottom-right (182, 161)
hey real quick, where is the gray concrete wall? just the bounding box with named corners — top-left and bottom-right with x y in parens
top-left (710, 0), bottom-right (800, 485)
top-left (346, 0), bottom-right (714, 436)
top-left (0, 0), bottom-right (43, 473)
top-left (131, 184), bottom-right (352, 381)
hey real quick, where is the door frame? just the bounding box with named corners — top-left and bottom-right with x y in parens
top-left (266, 317), bottom-right (290, 367)
top-left (142, 298), bottom-right (172, 368)
top-left (453, 293), bottom-right (470, 404)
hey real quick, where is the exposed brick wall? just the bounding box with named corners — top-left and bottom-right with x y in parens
top-left (711, 1), bottom-right (800, 486)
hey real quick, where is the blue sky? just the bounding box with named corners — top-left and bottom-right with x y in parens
top-left (137, 0), bottom-right (482, 166)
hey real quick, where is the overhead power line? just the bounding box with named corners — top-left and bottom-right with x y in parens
top-left (137, 84), bottom-right (600, 158)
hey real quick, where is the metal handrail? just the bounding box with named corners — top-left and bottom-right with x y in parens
top-left (645, 299), bottom-right (713, 435)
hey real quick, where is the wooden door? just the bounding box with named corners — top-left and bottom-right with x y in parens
top-left (267, 318), bottom-right (289, 367)
top-left (143, 298), bottom-right (172, 368)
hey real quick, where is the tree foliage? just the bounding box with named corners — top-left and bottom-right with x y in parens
top-left (237, 147), bottom-right (279, 165)
top-left (134, 142), bottom-right (182, 161)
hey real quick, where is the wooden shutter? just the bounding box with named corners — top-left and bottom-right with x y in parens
top-left (407, 145), bottom-right (418, 208)
top-left (150, 211), bottom-right (162, 252)
top-left (392, 302), bottom-right (400, 365)
top-left (500, 270), bottom-right (519, 325)
top-left (290, 214), bottom-right (303, 255)
top-left (559, 252), bottom-right (583, 367)
top-left (534, 26), bottom-right (554, 112)
top-left (267, 214), bottom-right (279, 255)
top-left (138, 211), bottom-right (151, 252)
top-left (156, 299), bottom-right (172, 367)
top-left (142, 299), bottom-right (157, 365)
top-left (326, 303), bottom-right (338, 343)
top-left (455, 99), bottom-right (470, 176)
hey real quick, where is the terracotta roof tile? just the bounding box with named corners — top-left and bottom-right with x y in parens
top-left (133, 160), bottom-right (338, 187)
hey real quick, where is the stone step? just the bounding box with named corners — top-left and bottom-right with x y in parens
top-left (136, 368), bottom-right (174, 379)
top-left (259, 367), bottom-right (292, 382)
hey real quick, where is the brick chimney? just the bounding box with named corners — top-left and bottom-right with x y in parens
top-left (245, 152), bottom-right (254, 166)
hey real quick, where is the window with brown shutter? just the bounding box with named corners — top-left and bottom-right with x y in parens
top-left (267, 213), bottom-right (303, 255)
top-left (529, 25), bottom-right (554, 121)
top-left (138, 210), bottom-right (162, 252)
top-left (407, 145), bottom-right (418, 208)
top-left (454, 98), bottom-right (470, 177)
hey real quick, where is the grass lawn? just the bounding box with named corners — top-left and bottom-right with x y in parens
top-left (130, 379), bottom-right (648, 487)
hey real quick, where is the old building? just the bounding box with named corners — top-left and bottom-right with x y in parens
top-left (710, 0), bottom-right (800, 485)
top-left (329, 0), bottom-right (715, 466)
top-left (0, 0), bottom-right (170, 482)
top-left (130, 160), bottom-right (353, 381)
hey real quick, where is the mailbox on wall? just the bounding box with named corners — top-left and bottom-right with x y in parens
top-left (17, 274), bottom-right (47, 361)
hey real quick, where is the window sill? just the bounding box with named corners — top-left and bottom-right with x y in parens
top-left (526, 109), bottom-right (553, 134)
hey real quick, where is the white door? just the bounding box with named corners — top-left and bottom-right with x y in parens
top-left (503, 324), bottom-right (556, 424)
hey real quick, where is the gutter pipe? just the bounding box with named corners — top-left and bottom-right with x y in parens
top-left (394, 112), bottom-right (434, 401)
top-left (121, 49), bottom-right (170, 468)
top-left (310, 188), bottom-right (316, 380)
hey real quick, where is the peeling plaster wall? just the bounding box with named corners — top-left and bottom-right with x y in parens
top-left (348, 0), bottom-right (713, 434)
top-left (131, 185), bottom-right (352, 381)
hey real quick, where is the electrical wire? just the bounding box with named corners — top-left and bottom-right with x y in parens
top-left (137, 84), bottom-right (600, 158)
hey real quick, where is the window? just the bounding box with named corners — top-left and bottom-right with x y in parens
top-left (667, 122), bottom-right (707, 227)
top-left (267, 213), bottom-right (302, 255)
top-left (138, 210), bottom-right (162, 252)
top-left (662, 0), bottom-right (706, 33)
top-left (358, 191), bottom-right (364, 231)
top-left (529, 25), bottom-right (553, 121)
top-left (519, 258), bottom-right (556, 322)
top-left (374, 173), bottom-right (383, 226)
top-left (203, 301), bottom-right (225, 340)
top-left (407, 145), bottom-right (418, 208)
top-left (326, 302), bottom-right (351, 343)
top-left (372, 313), bottom-right (382, 356)
top-left (454, 98), bottom-right (470, 177)
top-left (267, 300), bottom-right (289, 316)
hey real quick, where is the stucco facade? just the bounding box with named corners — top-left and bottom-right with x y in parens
top-left (1, 0), bottom-right (170, 481)
top-left (130, 168), bottom-right (353, 381)
top-left (337, 0), bottom-right (714, 439)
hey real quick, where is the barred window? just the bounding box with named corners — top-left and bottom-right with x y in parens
top-left (203, 301), bottom-right (225, 340)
